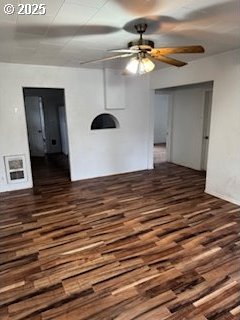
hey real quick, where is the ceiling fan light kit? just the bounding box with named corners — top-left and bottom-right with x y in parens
top-left (80, 23), bottom-right (205, 75)
top-left (126, 54), bottom-right (155, 75)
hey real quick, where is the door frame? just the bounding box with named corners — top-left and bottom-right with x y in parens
top-left (166, 94), bottom-right (173, 162)
top-left (22, 87), bottom-right (72, 185)
top-left (201, 90), bottom-right (213, 171)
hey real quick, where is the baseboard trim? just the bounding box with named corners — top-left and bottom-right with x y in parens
top-left (205, 188), bottom-right (240, 206)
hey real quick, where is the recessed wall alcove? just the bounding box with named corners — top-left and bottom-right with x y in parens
top-left (91, 113), bottom-right (119, 130)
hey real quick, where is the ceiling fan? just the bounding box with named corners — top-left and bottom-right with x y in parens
top-left (80, 23), bottom-right (205, 74)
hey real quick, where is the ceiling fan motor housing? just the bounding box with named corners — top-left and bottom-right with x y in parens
top-left (128, 39), bottom-right (155, 51)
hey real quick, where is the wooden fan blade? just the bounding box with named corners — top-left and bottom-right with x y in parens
top-left (14, 24), bottom-right (120, 39)
top-left (108, 49), bottom-right (140, 53)
top-left (151, 46), bottom-right (205, 55)
top-left (80, 53), bottom-right (133, 65)
top-left (149, 53), bottom-right (187, 67)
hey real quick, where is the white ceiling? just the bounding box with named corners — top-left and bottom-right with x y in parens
top-left (0, 0), bottom-right (239, 69)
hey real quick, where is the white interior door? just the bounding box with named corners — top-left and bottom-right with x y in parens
top-left (201, 90), bottom-right (213, 170)
top-left (25, 96), bottom-right (45, 157)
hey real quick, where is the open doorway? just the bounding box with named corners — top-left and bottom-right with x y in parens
top-left (23, 88), bottom-right (70, 186)
top-left (153, 82), bottom-right (213, 173)
top-left (153, 93), bottom-right (170, 165)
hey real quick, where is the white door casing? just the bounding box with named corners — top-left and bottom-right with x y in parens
top-left (201, 90), bottom-right (213, 171)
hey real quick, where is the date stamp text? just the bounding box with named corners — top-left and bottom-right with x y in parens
top-left (4, 3), bottom-right (46, 15)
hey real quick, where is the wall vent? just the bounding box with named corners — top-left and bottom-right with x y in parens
top-left (4, 155), bottom-right (27, 184)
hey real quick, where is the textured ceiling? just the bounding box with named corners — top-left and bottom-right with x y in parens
top-left (0, 0), bottom-right (239, 69)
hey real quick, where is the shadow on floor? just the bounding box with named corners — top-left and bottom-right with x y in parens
top-left (31, 153), bottom-right (70, 187)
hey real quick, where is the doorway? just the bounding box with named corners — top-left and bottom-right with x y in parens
top-left (153, 82), bottom-right (213, 173)
top-left (153, 93), bottom-right (170, 165)
top-left (23, 88), bottom-right (70, 186)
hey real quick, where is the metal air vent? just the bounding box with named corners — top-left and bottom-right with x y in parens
top-left (4, 155), bottom-right (27, 184)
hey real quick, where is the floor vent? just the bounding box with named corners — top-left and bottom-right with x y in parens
top-left (4, 155), bottom-right (27, 184)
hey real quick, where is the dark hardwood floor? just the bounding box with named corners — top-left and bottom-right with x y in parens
top-left (0, 162), bottom-right (239, 320)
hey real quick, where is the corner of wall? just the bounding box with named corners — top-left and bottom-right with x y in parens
top-left (205, 187), bottom-right (240, 206)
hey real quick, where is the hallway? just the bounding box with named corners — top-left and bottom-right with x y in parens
top-left (154, 143), bottom-right (167, 164)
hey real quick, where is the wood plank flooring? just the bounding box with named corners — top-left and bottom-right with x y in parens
top-left (0, 162), bottom-right (240, 320)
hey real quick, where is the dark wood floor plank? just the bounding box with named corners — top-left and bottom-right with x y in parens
top-left (0, 160), bottom-right (239, 319)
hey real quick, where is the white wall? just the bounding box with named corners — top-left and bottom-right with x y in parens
top-left (0, 63), bottom-right (150, 192)
top-left (154, 94), bottom-right (168, 144)
top-left (150, 49), bottom-right (240, 205)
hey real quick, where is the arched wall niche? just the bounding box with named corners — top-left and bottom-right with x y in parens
top-left (91, 113), bottom-right (119, 130)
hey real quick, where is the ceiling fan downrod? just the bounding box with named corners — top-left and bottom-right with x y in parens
top-left (128, 23), bottom-right (154, 50)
